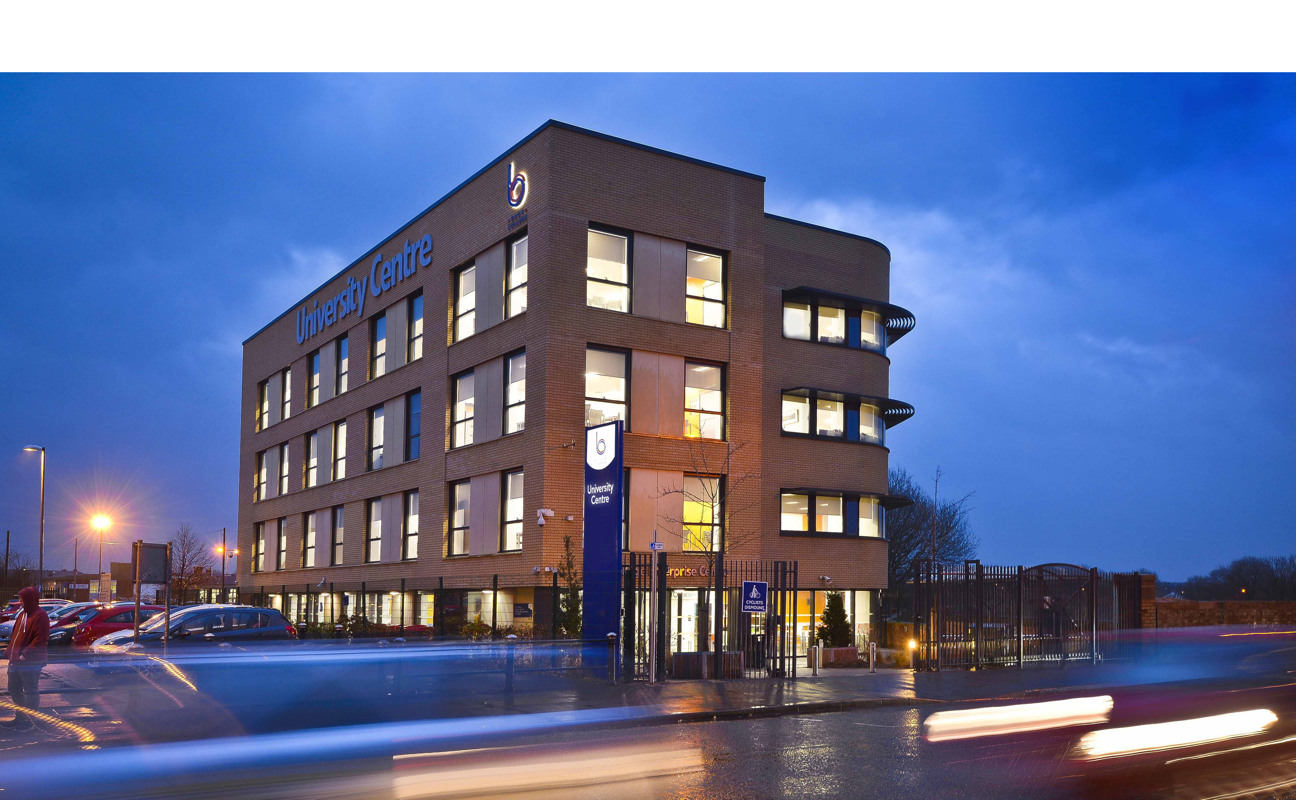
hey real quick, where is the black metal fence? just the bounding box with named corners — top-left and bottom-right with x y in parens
top-left (622, 553), bottom-right (799, 680)
top-left (913, 561), bottom-right (1143, 670)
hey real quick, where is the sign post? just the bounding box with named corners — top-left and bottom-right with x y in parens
top-left (582, 421), bottom-right (624, 651)
top-left (132, 542), bottom-right (170, 645)
top-left (648, 533), bottom-right (663, 682)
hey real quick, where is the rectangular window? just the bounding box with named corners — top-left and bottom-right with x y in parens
top-left (860, 403), bottom-right (882, 444)
top-left (368, 406), bottom-right (385, 470)
top-left (587, 229), bottom-right (629, 312)
top-left (332, 419), bottom-right (347, 479)
top-left (278, 443), bottom-right (290, 494)
top-left (781, 491), bottom-right (852, 535)
top-left (685, 249), bottom-right (725, 328)
top-left (816, 398), bottom-right (845, 438)
top-left (276, 518), bottom-right (287, 570)
top-left (402, 490), bottom-right (419, 560)
top-left (305, 431), bottom-right (319, 487)
top-left (783, 302), bottom-right (811, 340)
top-left (585, 347), bottom-right (627, 427)
top-left (683, 476), bottom-right (720, 552)
top-left (502, 470), bottom-right (523, 551)
top-left (817, 495), bottom-right (844, 532)
top-left (452, 372), bottom-right (475, 447)
top-left (371, 314), bottom-right (387, 378)
top-left (817, 306), bottom-right (847, 344)
top-left (507, 235), bottom-right (528, 318)
top-left (861, 310), bottom-right (884, 352)
top-left (308, 351), bottom-right (320, 407)
top-left (303, 512), bottom-right (317, 568)
top-left (256, 379), bottom-right (269, 431)
top-left (281, 368), bottom-right (292, 420)
top-left (454, 265), bottom-right (476, 341)
top-left (254, 451), bottom-right (267, 501)
top-left (684, 362), bottom-right (724, 440)
top-left (860, 497), bottom-right (882, 538)
top-left (405, 390), bottom-right (421, 461)
top-left (505, 352), bottom-right (525, 434)
top-left (331, 505), bottom-right (345, 565)
top-left (254, 522), bottom-right (265, 572)
top-left (336, 335), bottom-right (349, 395)
top-left (450, 481), bottom-right (470, 556)
top-left (407, 292), bottom-right (424, 362)
top-left (781, 395), bottom-right (810, 434)
top-left (366, 498), bottom-right (382, 563)
top-left (780, 493), bottom-right (809, 532)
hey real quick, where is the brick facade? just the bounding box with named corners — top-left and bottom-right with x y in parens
top-left (237, 121), bottom-right (914, 627)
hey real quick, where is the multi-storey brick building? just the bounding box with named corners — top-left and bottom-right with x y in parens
top-left (238, 121), bottom-right (914, 650)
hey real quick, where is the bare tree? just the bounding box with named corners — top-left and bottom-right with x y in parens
top-left (4, 550), bottom-right (37, 587)
top-left (886, 466), bottom-right (978, 588)
top-left (653, 438), bottom-right (762, 652)
top-left (169, 523), bottom-right (215, 602)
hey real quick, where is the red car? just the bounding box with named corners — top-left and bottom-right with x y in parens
top-left (72, 603), bottom-right (165, 647)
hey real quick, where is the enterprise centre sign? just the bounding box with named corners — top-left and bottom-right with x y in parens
top-left (296, 234), bottom-right (432, 345)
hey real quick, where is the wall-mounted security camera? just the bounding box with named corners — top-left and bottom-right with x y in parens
top-left (819, 575), bottom-right (833, 584)
top-left (536, 508), bottom-right (554, 526)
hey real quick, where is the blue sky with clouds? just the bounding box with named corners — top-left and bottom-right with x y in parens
top-left (1, 74), bottom-right (1292, 580)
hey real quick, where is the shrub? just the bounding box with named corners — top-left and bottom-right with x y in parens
top-left (816, 591), bottom-right (852, 649)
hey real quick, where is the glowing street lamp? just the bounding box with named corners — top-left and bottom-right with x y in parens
top-left (92, 514), bottom-right (111, 599)
top-left (21, 446), bottom-right (45, 591)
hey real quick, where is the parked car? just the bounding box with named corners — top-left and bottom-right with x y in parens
top-left (92, 605), bottom-right (297, 652)
top-left (71, 603), bottom-right (166, 647)
top-left (46, 602), bottom-right (106, 646)
top-left (0, 601), bottom-right (94, 644)
top-left (0, 597), bottom-right (70, 623)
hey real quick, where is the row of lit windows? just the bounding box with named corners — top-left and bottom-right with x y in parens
top-left (783, 300), bottom-right (885, 353)
top-left (781, 394), bottom-right (884, 445)
top-left (255, 291), bottom-right (423, 433)
top-left (583, 347), bottom-right (724, 438)
top-left (780, 493), bottom-right (884, 538)
top-left (585, 228), bottom-right (726, 326)
top-left (451, 352), bottom-right (526, 448)
top-left (454, 235), bottom-right (528, 341)
top-left (251, 493), bottom-right (416, 572)
top-left (449, 470), bottom-right (524, 556)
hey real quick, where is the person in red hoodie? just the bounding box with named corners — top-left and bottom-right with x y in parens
top-left (4, 587), bottom-right (49, 730)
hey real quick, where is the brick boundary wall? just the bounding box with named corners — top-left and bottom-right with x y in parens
top-left (1151, 600), bottom-right (1296, 627)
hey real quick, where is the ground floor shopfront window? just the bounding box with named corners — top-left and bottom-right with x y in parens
top-left (663, 587), bottom-right (875, 655)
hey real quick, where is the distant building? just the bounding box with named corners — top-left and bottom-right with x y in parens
top-left (238, 121), bottom-right (915, 648)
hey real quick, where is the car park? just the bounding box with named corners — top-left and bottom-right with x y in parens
top-left (0, 597), bottom-right (71, 623)
top-left (71, 603), bottom-right (166, 647)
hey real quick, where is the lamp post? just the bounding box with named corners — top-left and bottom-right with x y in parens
top-left (21, 446), bottom-right (45, 592)
top-left (92, 514), bottom-right (111, 601)
top-left (215, 528), bottom-right (239, 603)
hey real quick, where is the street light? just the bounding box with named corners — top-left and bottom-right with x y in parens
top-left (21, 446), bottom-right (45, 592)
top-left (215, 528), bottom-right (239, 603)
top-left (92, 514), bottom-right (111, 601)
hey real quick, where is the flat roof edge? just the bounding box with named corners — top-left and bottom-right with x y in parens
top-left (764, 213), bottom-right (891, 256)
top-left (244, 120), bottom-right (765, 345)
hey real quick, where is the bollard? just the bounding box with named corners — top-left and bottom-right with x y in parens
top-left (810, 644), bottom-right (819, 676)
top-left (869, 641), bottom-right (877, 673)
top-left (504, 634), bottom-right (518, 694)
top-left (606, 632), bottom-right (618, 683)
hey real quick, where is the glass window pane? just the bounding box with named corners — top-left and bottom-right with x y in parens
top-left (782, 395), bottom-right (810, 433)
top-left (817, 306), bottom-right (846, 344)
top-left (860, 403), bottom-right (882, 444)
top-left (457, 266), bottom-right (476, 311)
top-left (686, 251), bottom-right (723, 299)
top-left (780, 494), bottom-right (809, 531)
top-left (817, 495), bottom-right (843, 532)
top-left (687, 298), bottom-right (725, 328)
top-left (509, 238), bottom-right (528, 289)
top-left (783, 302), bottom-right (811, 340)
top-left (861, 310), bottom-right (884, 351)
top-left (587, 230), bottom-right (627, 283)
top-left (586, 281), bottom-right (629, 312)
top-left (585, 350), bottom-right (625, 400)
top-left (685, 364), bottom-right (721, 411)
top-left (684, 412), bottom-right (724, 440)
top-left (454, 373), bottom-right (475, 447)
top-left (860, 497), bottom-right (881, 538)
top-left (816, 399), bottom-right (845, 437)
top-left (507, 354), bottom-right (526, 404)
top-left (585, 400), bottom-right (625, 427)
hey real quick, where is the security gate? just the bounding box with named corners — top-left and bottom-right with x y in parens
top-left (623, 554), bottom-right (799, 680)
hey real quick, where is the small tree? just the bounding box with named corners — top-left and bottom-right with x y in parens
top-left (169, 522), bottom-right (215, 602)
top-left (556, 534), bottom-right (582, 638)
top-left (816, 592), bottom-right (852, 648)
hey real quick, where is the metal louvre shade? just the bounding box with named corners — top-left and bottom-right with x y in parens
top-left (782, 386), bottom-right (916, 428)
top-left (782, 286), bottom-right (916, 345)
top-left (783, 487), bottom-right (912, 510)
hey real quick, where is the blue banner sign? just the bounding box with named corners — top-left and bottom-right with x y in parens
top-left (582, 421), bottom-right (624, 639)
top-left (741, 581), bottom-right (768, 614)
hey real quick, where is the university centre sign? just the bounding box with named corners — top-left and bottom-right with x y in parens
top-left (295, 234), bottom-right (433, 345)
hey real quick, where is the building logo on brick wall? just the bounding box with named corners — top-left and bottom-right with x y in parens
top-left (507, 161), bottom-right (527, 209)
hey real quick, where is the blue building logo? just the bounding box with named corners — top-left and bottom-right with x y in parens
top-left (507, 161), bottom-right (527, 209)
